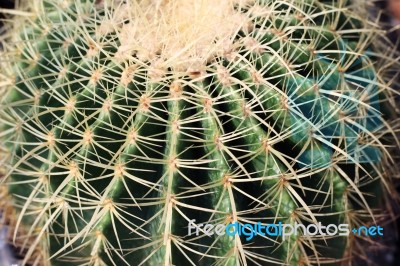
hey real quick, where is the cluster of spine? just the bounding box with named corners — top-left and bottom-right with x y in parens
top-left (0, 0), bottom-right (399, 265)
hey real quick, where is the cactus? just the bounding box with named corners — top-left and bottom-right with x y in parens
top-left (0, 0), bottom-right (399, 265)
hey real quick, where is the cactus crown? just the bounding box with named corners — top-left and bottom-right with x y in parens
top-left (115, 0), bottom-right (244, 70)
top-left (0, 0), bottom-right (399, 265)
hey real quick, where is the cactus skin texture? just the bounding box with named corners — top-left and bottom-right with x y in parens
top-left (0, 0), bottom-right (399, 265)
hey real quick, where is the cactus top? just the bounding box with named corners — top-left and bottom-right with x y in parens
top-left (110, 0), bottom-right (249, 72)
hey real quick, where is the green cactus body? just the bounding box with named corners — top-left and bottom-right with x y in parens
top-left (0, 0), bottom-right (398, 265)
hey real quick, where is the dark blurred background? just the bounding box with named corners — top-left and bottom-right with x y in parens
top-left (370, 3), bottom-right (400, 263)
top-left (374, 0), bottom-right (400, 49)
top-left (0, 0), bottom-right (15, 26)
top-left (0, 0), bottom-right (15, 40)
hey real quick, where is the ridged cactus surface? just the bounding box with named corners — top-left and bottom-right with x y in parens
top-left (0, 0), bottom-right (399, 265)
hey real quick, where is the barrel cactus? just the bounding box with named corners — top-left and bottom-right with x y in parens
top-left (0, 0), bottom-right (399, 265)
